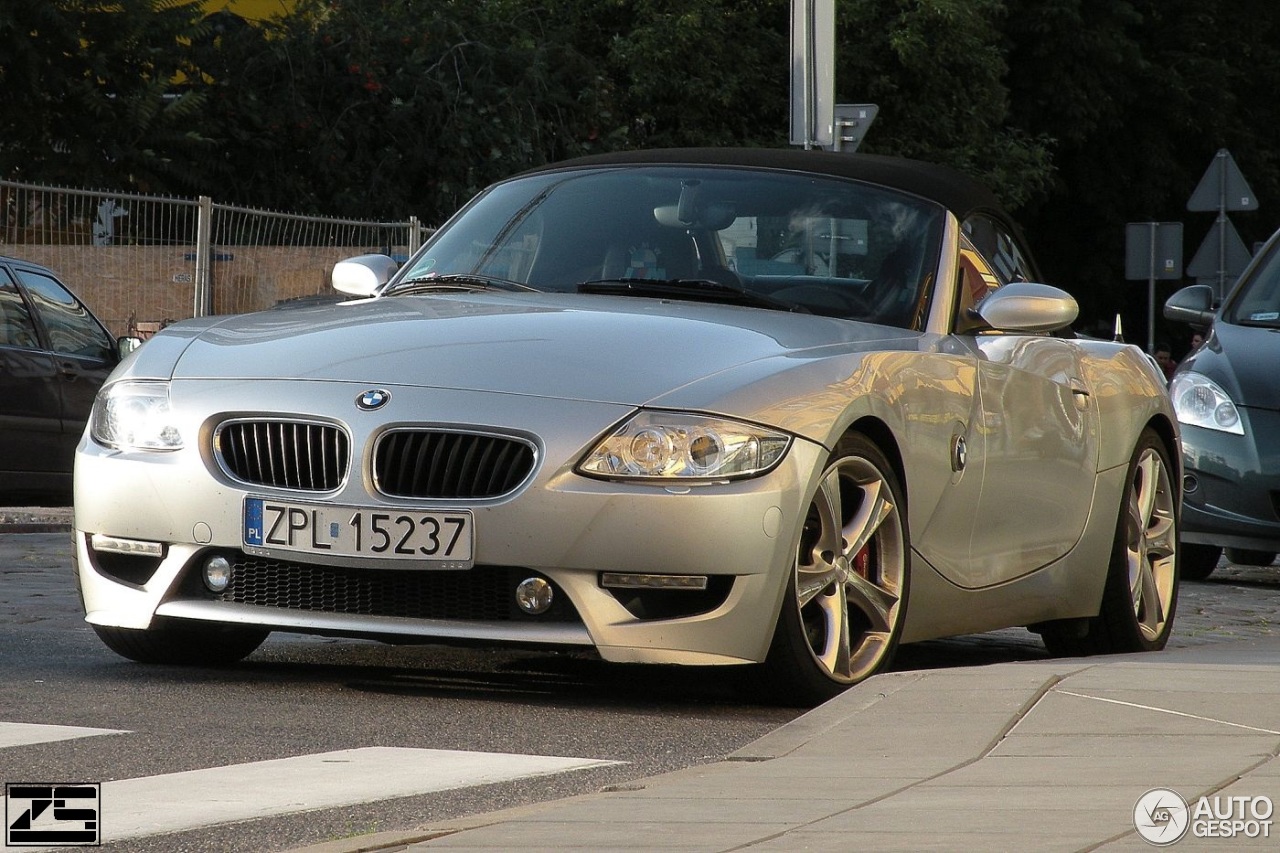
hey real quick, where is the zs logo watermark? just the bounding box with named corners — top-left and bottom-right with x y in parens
top-left (5, 783), bottom-right (101, 847)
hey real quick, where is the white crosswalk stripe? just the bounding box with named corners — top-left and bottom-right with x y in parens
top-left (0, 722), bottom-right (126, 749)
top-left (3, 724), bottom-right (622, 848)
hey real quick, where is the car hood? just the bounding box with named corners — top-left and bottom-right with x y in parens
top-left (147, 292), bottom-right (913, 406)
top-left (1183, 322), bottom-right (1280, 411)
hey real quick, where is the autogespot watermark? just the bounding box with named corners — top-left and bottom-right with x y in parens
top-left (1134, 788), bottom-right (1274, 845)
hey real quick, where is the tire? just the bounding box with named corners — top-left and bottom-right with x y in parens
top-left (758, 433), bottom-right (909, 706)
top-left (1225, 548), bottom-right (1277, 567)
top-left (1042, 428), bottom-right (1179, 657)
top-left (1180, 543), bottom-right (1222, 580)
top-left (91, 619), bottom-right (268, 665)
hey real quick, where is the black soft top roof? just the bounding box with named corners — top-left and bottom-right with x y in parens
top-left (520, 147), bottom-right (1007, 221)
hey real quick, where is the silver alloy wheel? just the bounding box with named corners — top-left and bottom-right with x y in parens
top-left (1126, 446), bottom-right (1177, 642)
top-left (795, 453), bottom-right (906, 684)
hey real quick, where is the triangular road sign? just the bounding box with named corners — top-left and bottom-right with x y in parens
top-left (1188, 149), bottom-right (1258, 212)
top-left (1186, 218), bottom-right (1253, 278)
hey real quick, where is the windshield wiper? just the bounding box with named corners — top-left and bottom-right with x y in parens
top-left (387, 273), bottom-right (539, 295)
top-left (578, 278), bottom-right (807, 313)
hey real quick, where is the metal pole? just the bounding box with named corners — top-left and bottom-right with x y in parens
top-left (802, 0), bottom-right (815, 149)
top-left (1147, 222), bottom-right (1157, 355)
top-left (194, 195), bottom-right (213, 317)
top-left (1217, 151), bottom-right (1227, 300)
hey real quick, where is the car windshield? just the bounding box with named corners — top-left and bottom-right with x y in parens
top-left (1226, 242), bottom-right (1280, 327)
top-left (395, 165), bottom-right (946, 328)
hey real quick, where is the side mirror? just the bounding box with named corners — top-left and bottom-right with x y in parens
top-left (976, 282), bottom-right (1079, 333)
top-left (1163, 284), bottom-right (1215, 328)
top-left (117, 335), bottom-right (144, 356)
top-left (332, 254), bottom-right (399, 297)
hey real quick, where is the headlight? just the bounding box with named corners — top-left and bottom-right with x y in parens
top-left (90, 380), bottom-right (185, 450)
top-left (1169, 372), bottom-right (1244, 435)
top-left (578, 411), bottom-right (790, 480)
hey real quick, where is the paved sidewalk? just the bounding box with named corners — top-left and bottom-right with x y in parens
top-left (287, 640), bottom-right (1280, 852)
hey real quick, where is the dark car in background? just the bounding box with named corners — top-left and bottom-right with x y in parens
top-left (0, 254), bottom-right (129, 503)
top-left (1165, 230), bottom-right (1280, 579)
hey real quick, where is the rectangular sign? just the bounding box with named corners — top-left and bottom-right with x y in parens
top-left (1124, 222), bottom-right (1183, 281)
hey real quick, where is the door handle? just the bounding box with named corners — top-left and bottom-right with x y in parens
top-left (1069, 379), bottom-right (1090, 410)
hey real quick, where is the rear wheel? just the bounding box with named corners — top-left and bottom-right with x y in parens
top-left (1225, 548), bottom-right (1277, 567)
top-left (1042, 428), bottom-right (1178, 656)
top-left (1180, 543), bottom-right (1222, 580)
top-left (91, 620), bottom-right (268, 665)
top-left (758, 434), bottom-right (908, 706)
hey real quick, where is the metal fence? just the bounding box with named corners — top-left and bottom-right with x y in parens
top-left (0, 180), bottom-right (425, 337)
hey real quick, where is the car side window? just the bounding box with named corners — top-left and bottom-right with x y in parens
top-left (954, 237), bottom-right (1002, 335)
top-left (0, 268), bottom-right (41, 349)
top-left (14, 269), bottom-right (114, 360)
top-left (962, 214), bottom-right (1034, 285)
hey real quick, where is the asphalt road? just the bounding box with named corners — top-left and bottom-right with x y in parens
top-left (2, 531), bottom-right (1277, 851)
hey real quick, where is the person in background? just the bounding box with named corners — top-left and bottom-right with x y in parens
top-left (1154, 341), bottom-right (1177, 382)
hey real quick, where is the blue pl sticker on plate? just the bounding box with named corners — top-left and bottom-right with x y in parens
top-left (244, 498), bottom-right (264, 546)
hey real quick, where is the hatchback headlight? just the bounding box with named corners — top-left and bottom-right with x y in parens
top-left (1169, 372), bottom-right (1244, 435)
top-left (578, 411), bottom-right (790, 480)
top-left (90, 381), bottom-right (185, 450)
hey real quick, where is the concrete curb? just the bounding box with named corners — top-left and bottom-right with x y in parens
top-left (0, 507), bottom-right (73, 534)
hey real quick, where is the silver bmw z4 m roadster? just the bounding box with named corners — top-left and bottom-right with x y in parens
top-left (75, 149), bottom-right (1182, 705)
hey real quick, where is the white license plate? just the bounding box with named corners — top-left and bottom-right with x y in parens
top-left (243, 498), bottom-right (473, 568)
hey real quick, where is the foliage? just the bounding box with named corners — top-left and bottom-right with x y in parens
top-left (8, 0), bottom-right (1280, 335)
top-left (0, 0), bottom-right (213, 190)
top-left (836, 0), bottom-right (1054, 208)
top-left (1004, 0), bottom-right (1280, 336)
top-left (185, 0), bottom-right (618, 220)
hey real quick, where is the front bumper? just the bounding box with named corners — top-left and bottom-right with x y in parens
top-left (74, 380), bottom-right (827, 666)
top-left (1180, 408), bottom-right (1280, 552)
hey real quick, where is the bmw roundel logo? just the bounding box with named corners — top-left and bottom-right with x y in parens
top-left (356, 389), bottom-right (391, 411)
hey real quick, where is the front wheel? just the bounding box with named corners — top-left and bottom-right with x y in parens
top-left (758, 433), bottom-right (909, 706)
top-left (92, 620), bottom-right (269, 665)
top-left (1043, 428), bottom-right (1179, 657)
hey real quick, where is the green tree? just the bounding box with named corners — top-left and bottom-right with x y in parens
top-left (0, 0), bottom-right (213, 191)
top-left (586, 0), bottom-right (791, 149)
top-left (837, 0), bottom-right (1054, 209)
top-left (189, 0), bottom-right (616, 220)
top-left (1005, 0), bottom-right (1280, 333)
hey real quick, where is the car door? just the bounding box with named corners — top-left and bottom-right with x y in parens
top-left (0, 265), bottom-right (66, 484)
top-left (13, 266), bottom-right (118, 474)
top-left (936, 229), bottom-right (1098, 588)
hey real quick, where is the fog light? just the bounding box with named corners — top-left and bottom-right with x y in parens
top-left (203, 555), bottom-right (232, 593)
top-left (1183, 474), bottom-right (1199, 495)
top-left (515, 577), bottom-right (554, 614)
